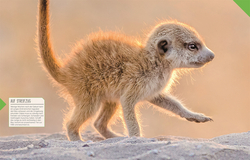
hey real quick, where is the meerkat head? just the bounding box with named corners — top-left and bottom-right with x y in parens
top-left (145, 21), bottom-right (214, 69)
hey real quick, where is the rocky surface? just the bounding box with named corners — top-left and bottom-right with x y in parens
top-left (0, 131), bottom-right (249, 160)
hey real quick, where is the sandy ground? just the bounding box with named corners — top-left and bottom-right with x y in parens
top-left (0, 131), bottom-right (249, 160)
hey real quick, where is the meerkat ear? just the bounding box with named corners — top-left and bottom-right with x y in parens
top-left (157, 40), bottom-right (170, 55)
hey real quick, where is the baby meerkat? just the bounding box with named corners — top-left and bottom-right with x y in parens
top-left (38, 0), bottom-right (214, 141)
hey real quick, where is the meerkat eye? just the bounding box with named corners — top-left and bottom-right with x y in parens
top-left (188, 43), bottom-right (198, 51)
top-left (157, 40), bottom-right (169, 55)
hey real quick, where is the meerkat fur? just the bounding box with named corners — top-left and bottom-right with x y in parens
top-left (38, 0), bottom-right (215, 141)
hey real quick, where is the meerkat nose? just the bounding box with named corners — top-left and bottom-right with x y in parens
top-left (209, 53), bottom-right (215, 60)
top-left (205, 47), bottom-right (215, 61)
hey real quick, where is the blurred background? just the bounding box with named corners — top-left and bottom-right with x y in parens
top-left (0, 0), bottom-right (249, 139)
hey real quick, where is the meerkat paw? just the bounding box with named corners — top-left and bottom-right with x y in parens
top-left (67, 132), bottom-right (81, 141)
top-left (185, 113), bottom-right (213, 123)
top-left (103, 131), bottom-right (122, 139)
top-left (95, 126), bottom-right (122, 139)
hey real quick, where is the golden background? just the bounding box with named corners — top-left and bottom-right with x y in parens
top-left (0, 0), bottom-right (249, 138)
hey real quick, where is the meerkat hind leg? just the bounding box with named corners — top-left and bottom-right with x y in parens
top-left (94, 101), bottom-right (121, 139)
top-left (66, 101), bottom-right (99, 141)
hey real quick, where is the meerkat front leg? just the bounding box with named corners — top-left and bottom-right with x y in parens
top-left (120, 99), bottom-right (141, 137)
top-left (149, 94), bottom-right (212, 123)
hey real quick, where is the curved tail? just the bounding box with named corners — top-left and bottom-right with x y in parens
top-left (38, 0), bottom-right (62, 83)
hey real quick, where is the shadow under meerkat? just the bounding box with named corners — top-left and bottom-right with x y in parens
top-left (37, 0), bottom-right (214, 141)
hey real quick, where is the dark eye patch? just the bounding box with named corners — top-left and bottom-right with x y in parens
top-left (185, 42), bottom-right (199, 51)
top-left (188, 44), bottom-right (197, 50)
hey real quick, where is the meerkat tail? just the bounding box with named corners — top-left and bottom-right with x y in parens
top-left (38, 0), bottom-right (62, 83)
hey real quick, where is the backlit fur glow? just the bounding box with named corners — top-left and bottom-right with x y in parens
top-left (38, 0), bottom-right (214, 141)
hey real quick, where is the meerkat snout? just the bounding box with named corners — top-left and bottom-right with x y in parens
top-left (199, 48), bottom-right (215, 62)
top-left (190, 46), bottom-right (215, 68)
top-left (205, 47), bottom-right (215, 61)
